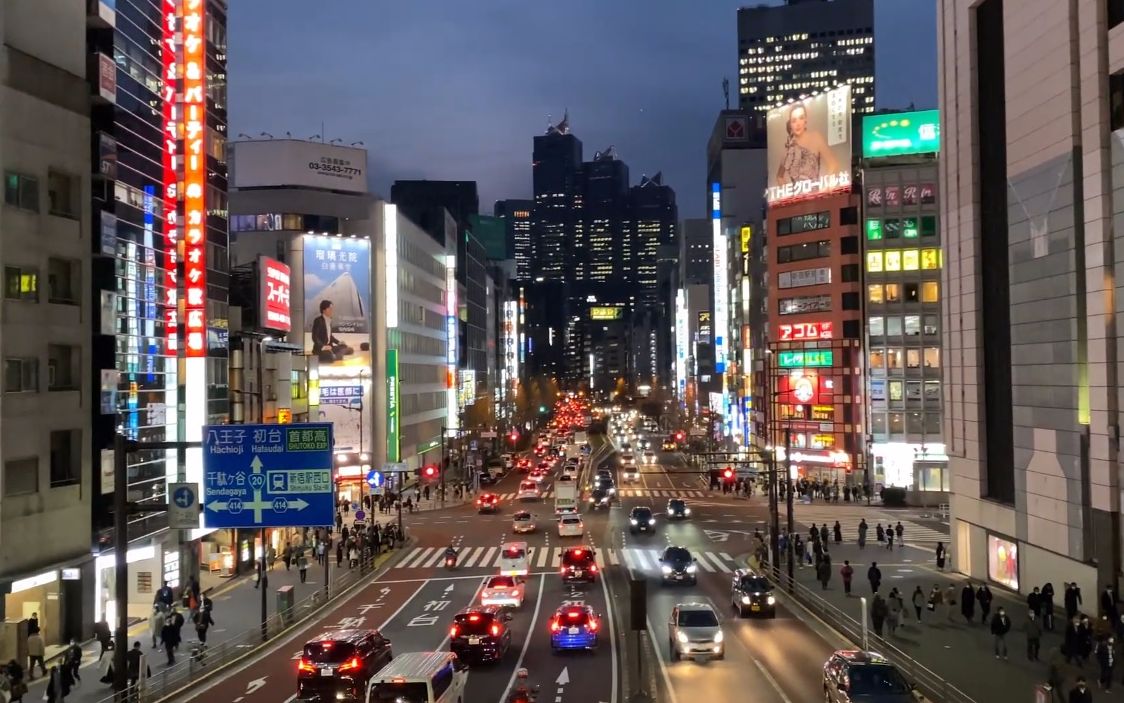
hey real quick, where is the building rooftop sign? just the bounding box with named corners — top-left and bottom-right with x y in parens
top-left (862, 110), bottom-right (940, 158)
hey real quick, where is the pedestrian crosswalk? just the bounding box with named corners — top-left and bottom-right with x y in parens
top-left (394, 545), bottom-right (741, 574)
top-left (495, 490), bottom-right (554, 501)
top-left (490, 488), bottom-right (707, 502)
top-left (790, 505), bottom-right (948, 544)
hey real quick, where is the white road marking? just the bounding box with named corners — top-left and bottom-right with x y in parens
top-left (496, 576), bottom-right (547, 703)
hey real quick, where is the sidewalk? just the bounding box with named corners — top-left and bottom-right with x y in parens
top-left (20, 542), bottom-right (406, 703)
top-left (785, 540), bottom-right (1124, 702)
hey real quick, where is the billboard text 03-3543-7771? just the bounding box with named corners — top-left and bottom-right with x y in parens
top-left (766, 85), bottom-right (852, 206)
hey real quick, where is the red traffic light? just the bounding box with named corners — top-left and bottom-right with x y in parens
top-left (674, 431), bottom-right (685, 442)
top-left (722, 467), bottom-right (734, 481)
top-left (508, 430), bottom-right (519, 443)
top-left (422, 465), bottom-right (439, 480)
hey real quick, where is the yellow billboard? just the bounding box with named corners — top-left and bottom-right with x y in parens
top-left (590, 306), bottom-right (623, 320)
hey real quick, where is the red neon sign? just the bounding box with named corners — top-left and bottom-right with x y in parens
top-left (161, 0), bottom-right (178, 354)
top-left (259, 257), bottom-right (292, 332)
top-left (182, 0), bottom-right (207, 357)
top-left (779, 321), bottom-right (833, 341)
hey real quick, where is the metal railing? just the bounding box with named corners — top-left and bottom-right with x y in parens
top-left (768, 563), bottom-right (976, 703)
top-left (92, 544), bottom-right (409, 703)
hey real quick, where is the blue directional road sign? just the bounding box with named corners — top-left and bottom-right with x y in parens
top-left (366, 469), bottom-right (383, 488)
top-left (168, 482), bottom-right (199, 530)
top-left (202, 423), bottom-right (335, 528)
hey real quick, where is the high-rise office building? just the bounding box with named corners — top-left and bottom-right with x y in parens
top-left (494, 199), bottom-right (533, 281)
top-left (532, 118), bottom-right (582, 281)
top-left (580, 148), bottom-right (631, 284)
top-left (737, 0), bottom-right (875, 119)
top-left (681, 219), bottom-right (713, 285)
top-left (0, 0), bottom-right (93, 641)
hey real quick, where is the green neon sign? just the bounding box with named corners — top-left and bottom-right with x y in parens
top-left (778, 350), bottom-right (834, 368)
top-left (387, 349), bottom-right (400, 462)
top-left (866, 219), bottom-right (882, 241)
top-left (862, 110), bottom-right (940, 158)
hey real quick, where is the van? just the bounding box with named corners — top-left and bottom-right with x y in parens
top-left (365, 651), bottom-right (467, 703)
top-left (498, 541), bottom-right (529, 576)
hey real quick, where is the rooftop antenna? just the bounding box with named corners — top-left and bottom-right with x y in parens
top-left (723, 77), bottom-right (730, 110)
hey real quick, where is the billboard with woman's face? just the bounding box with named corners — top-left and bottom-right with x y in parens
top-left (766, 84), bottom-right (853, 206)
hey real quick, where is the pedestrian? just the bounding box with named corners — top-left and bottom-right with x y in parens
top-left (1098, 635), bottom-right (1117, 691)
top-left (945, 583), bottom-right (958, 622)
top-left (912, 585), bottom-right (925, 622)
top-left (887, 587), bottom-right (903, 636)
top-left (936, 542), bottom-right (946, 571)
top-left (149, 604), bottom-right (165, 650)
top-left (65, 639), bottom-right (82, 683)
top-left (342, 526), bottom-right (350, 544)
top-left (1026, 610), bottom-right (1042, 662)
top-left (1043, 582), bottom-right (1057, 631)
top-left (1080, 615), bottom-right (1095, 665)
top-left (991, 606), bottom-right (1011, 659)
top-left (125, 641), bottom-right (145, 690)
top-left (961, 582), bottom-right (977, 623)
top-left (793, 534), bottom-right (804, 568)
top-left (1103, 585), bottom-right (1120, 623)
top-left (1066, 616), bottom-right (1085, 665)
top-left (871, 592), bottom-right (888, 636)
top-left (867, 562), bottom-right (882, 594)
top-left (348, 545), bottom-right (358, 568)
top-left (928, 584), bottom-right (943, 618)
top-left (336, 541), bottom-right (344, 567)
top-left (833, 521), bottom-right (842, 545)
top-left (45, 665), bottom-right (61, 703)
top-left (317, 540), bottom-right (326, 566)
top-left (298, 553), bottom-right (309, 583)
top-left (886, 530), bottom-right (895, 550)
top-left (895, 521), bottom-right (904, 544)
top-left (160, 617), bottom-right (178, 665)
top-left (1069, 676), bottom-right (1093, 703)
top-left (857, 519), bottom-right (868, 549)
top-left (1066, 581), bottom-right (1084, 621)
top-left (26, 630), bottom-right (45, 679)
top-left (93, 620), bottom-right (112, 661)
top-left (282, 541), bottom-right (292, 571)
top-left (816, 556), bottom-right (831, 590)
top-left (978, 584), bottom-right (994, 625)
top-left (155, 582), bottom-right (174, 610)
top-left (876, 523), bottom-right (885, 543)
top-left (819, 524), bottom-right (828, 545)
top-left (193, 606), bottom-right (213, 644)
top-left (840, 560), bottom-right (854, 596)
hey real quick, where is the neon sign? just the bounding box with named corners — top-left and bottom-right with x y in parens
top-left (181, 0), bottom-right (206, 357)
top-left (779, 321), bottom-right (833, 341)
top-left (161, 0), bottom-right (179, 353)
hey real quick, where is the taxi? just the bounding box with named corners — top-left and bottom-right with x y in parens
top-left (499, 541), bottom-right (529, 576)
top-left (480, 575), bottom-right (525, 608)
top-left (517, 480), bottom-right (541, 501)
top-left (476, 493), bottom-right (500, 514)
top-left (549, 601), bottom-right (601, 652)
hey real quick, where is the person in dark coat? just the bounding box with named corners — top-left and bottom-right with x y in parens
top-left (935, 542), bottom-right (946, 571)
top-left (816, 555), bottom-right (831, 590)
top-left (161, 618), bottom-right (179, 665)
top-left (125, 641), bottom-right (146, 689)
top-left (1066, 617), bottom-right (1085, 664)
top-left (1066, 582), bottom-right (1084, 621)
top-left (868, 562), bottom-right (882, 594)
top-left (833, 521), bottom-right (842, 544)
top-left (1096, 635), bottom-right (1116, 692)
top-left (193, 607), bottom-right (214, 644)
top-left (870, 593), bottom-right (888, 636)
top-left (1103, 586), bottom-right (1120, 623)
top-left (1028, 587), bottom-right (1043, 619)
top-left (977, 585), bottom-right (994, 625)
top-left (961, 582), bottom-right (976, 623)
top-left (1042, 583), bottom-right (1057, 631)
top-left (1069, 676), bottom-right (1093, 703)
top-left (991, 607), bottom-right (1012, 659)
top-left (875, 523), bottom-right (885, 543)
top-left (819, 524), bottom-right (829, 545)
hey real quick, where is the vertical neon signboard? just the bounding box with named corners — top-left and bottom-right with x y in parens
top-left (384, 203), bottom-right (398, 328)
top-left (181, 0), bottom-right (206, 357)
top-left (711, 182), bottom-right (728, 373)
top-left (386, 349), bottom-right (400, 462)
top-left (445, 255), bottom-right (458, 432)
top-left (675, 288), bottom-right (687, 402)
top-left (161, 0), bottom-right (179, 354)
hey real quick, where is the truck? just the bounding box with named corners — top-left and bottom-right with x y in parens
top-left (554, 482), bottom-right (579, 515)
top-left (573, 431), bottom-right (588, 447)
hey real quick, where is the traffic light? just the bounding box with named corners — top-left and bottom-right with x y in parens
top-left (538, 405), bottom-right (547, 414)
top-left (674, 430), bottom-right (685, 442)
top-left (421, 464), bottom-right (439, 481)
top-left (508, 429), bottom-right (520, 444)
top-left (722, 467), bottom-right (734, 481)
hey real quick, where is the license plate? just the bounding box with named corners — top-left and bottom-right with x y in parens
top-left (568, 627), bottom-right (579, 635)
top-left (751, 604), bottom-right (760, 611)
top-left (673, 574), bottom-right (683, 580)
top-left (319, 668), bottom-right (333, 676)
top-left (468, 636), bottom-right (481, 645)
top-left (573, 570), bottom-right (583, 577)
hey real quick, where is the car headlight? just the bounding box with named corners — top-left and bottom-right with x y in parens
top-left (630, 519), bottom-right (638, 525)
top-left (661, 565), bottom-right (672, 575)
top-left (648, 519), bottom-right (656, 526)
top-left (714, 631), bottom-right (724, 644)
top-left (742, 596), bottom-right (751, 605)
top-left (676, 631), bottom-right (689, 643)
top-left (686, 564), bottom-right (697, 574)
top-left (683, 508), bottom-right (691, 515)
top-left (767, 596), bottom-right (776, 605)
top-left (609, 488), bottom-right (616, 494)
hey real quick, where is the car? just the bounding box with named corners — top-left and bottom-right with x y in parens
top-left (661, 440), bottom-right (677, 451)
top-left (529, 469), bottom-right (548, 484)
top-left (476, 493), bottom-right (500, 514)
top-left (558, 513), bottom-right (585, 537)
top-left (594, 468), bottom-right (613, 484)
top-left (560, 546), bottom-right (598, 583)
top-left (512, 510), bottom-right (536, 534)
top-left (658, 546), bottom-right (698, 585)
top-left (448, 606), bottom-right (512, 664)
top-left (730, 569), bottom-right (776, 618)
top-left (549, 601), bottom-right (601, 652)
top-left (499, 542), bottom-right (529, 576)
top-left (480, 575), bottom-right (525, 608)
top-left (558, 469), bottom-right (576, 482)
top-left (502, 453), bottom-right (515, 470)
top-left (596, 477), bottom-right (616, 496)
top-left (588, 488), bottom-right (611, 510)
top-left (517, 480), bottom-right (541, 501)
top-left (823, 650), bottom-right (917, 703)
top-left (621, 465), bottom-right (640, 482)
top-left (665, 498), bottom-right (691, 520)
top-left (643, 450), bottom-right (656, 463)
top-left (517, 458), bottom-right (533, 472)
top-left (629, 506), bottom-right (656, 534)
top-left (667, 602), bottom-right (724, 661)
top-left (620, 452), bottom-right (636, 467)
top-left (297, 629), bottom-right (393, 702)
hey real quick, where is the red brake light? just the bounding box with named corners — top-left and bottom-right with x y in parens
top-left (574, 549), bottom-right (583, 556)
top-left (298, 658), bottom-right (316, 673)
top-left (590, 564), bottom-right (598, 572)
top-left (468, 614), bottom-right (481, 622)
top-left (567, 611), bottom-right (580, 619)
top-left (589, 619), bottom-right (599, 631)
top-left (550, 620), bottom-right (561, 632)
top-left (338, 656), bottom-right (361, 673)
top-left (490, 624), bottom-right (501, 637)
top-left (449, 625), bottom-right (459, 637)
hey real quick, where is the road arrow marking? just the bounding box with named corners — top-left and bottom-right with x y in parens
top-left (245, 677), bottom-right (267, 694)
top-left (704, 529), bottom-right (729, 543)
top-left (556, 667), bottom-right (570, 686)
top-left (444, 584), bottom-right (454, 593)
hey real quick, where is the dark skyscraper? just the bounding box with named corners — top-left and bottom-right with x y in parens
top-left (737, 0), bottom-right (875, 118)
top-left (494, 199), bottom-right (533, 281)
top-left (532, 116), bottom-right (583, 280)
top-left (579, 148), bottom-right (631, 284)
top-left (390, 180), bottom-right (480, 245)
top-left (630, 173), bottom-right (677, 303)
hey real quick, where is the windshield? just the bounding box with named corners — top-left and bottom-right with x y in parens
top-left (848, 665), bottom-right (912, 695)
top-left (559, 609), bottom-right (590, 625)
top-left (514, 512), bottom-right (531, 521)
top-left (668, 500), bottom-right (685, 510)
top-left (663, 548), bottom-right (691, 563)
top-left (369, 682), bottom-right (429, 703)
top-left (502, 547), bottom-right (526, 560)
top-left (561, 516), bottom-right (581, 525)
top-left (487, 576), bottom-right (515, 588)
top-left (303, 641), bottom-right (357, 663)
top-left (520, 481), bottom-right (537, 491)
top-left (563, 550), bottom-right (594, 565)
top-left (739, 577), bottom-right (771, 591)
top-left (632, 509), bottom-right (652, 519)
top-left (677, 609), bottom-right (719, 627)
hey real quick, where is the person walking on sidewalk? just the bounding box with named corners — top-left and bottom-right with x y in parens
top-left (336, 541), bottom-right (344, 567)
top-left (1069, 676), bottom-right (1093, 703)
top-left (1043, 582), bottom-right (1057, 631)
top-left (298, 552), bottom-right (309, 583)
top-left (1029, 586), bottom-right (1043, 621)
top-left (282, 541), bottom-right (292, 571)
top-left (991, 606), bottom-right (1011, 659)
top-left (833, 521), bottom-right (842, 545)
top-left (886, 529), bottom-right (895, 551)
top-left (150, 604), bottom-right (166, 650)
top-left (1066, 617), bottom-right (1086, 665)
top-left (1026, 610), bottom-right (1042, 662)
top-left (1067, 582), bottom-right (1084, 621)
top-left (161, 616), bottom-right (179, 665)
top-left (816, 555), bottom-right (831, 590)
top-left (978, 584), bottom-right (994, 626)
top-left (1103, 585), bottom-right (1120, 624)
top-left (64, 640), bottom-right (82, 684)
top-left (936, 542), bottom-right (947, 571)
top-left (858, 519), bottom-right (868, 549)
top-left (819, 524), bottom-right (828, 545)
top-left (26, 630), bottom-right (45, 679)
top-left (875, 523), bottom-right (885, 544)
top-left (193, 606), bottom-right (214, 644)
top-left (945, 584), bottom-right (959, 622)
top-left (928, 584), bottom-right (943, 618)
top-left (961, 582), bottom-right (977, 624)
top-left (886, 588), bottom-right (903, 636)
top-left (912, 585), bottom-right (925, 622)
top-left (867, 562), bottom-right (882, 594)
top-left (1097, 635), bottom-right (1117, 692)
top-left (871, 592), bottom-right (888, 636)
top-left (895, 521), bottom-right (904, 544)
top-left (840, 560), bottom-right (854, 596)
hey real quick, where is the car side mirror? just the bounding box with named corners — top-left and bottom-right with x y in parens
top-left (504, 613), bottom-right (514, 621)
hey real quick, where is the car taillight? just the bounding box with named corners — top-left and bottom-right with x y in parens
top-left (491, 624), bottom-right (501, 637)
top-left (339, 656), bottom-right (361, 673)
top-left (589, 619), bottom-right (599, 631)
top-left (550, 621), bottom-right (561, 632)
top-left (449, 625), bottom-right (459, 638)
top-left (590, 564), bottom-right (598, 572)
top-left (298, 658), bottom-right (317, 673)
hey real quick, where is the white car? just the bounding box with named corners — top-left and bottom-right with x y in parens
top-left (518, 480), bottom-right (541, 501)
top-left (512, 511), bottom-right (536, 534)
top-left (558, 514), bottom-right (585, 538)
top-left (499, 542), bottom-right (529, 576)
top-left (480, 575), bottom-right (525, 608)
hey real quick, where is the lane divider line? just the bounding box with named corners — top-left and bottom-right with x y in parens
top-left (495, 574), bottom-right (546, 703)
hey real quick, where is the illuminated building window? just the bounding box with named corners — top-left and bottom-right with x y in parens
top-left (869, 316), bottom-right (884, 337)
top-left (4, 266), bottom-right (38, 302)
top-left (924, 347), bottom-right (940, 368)
top-left (921, 281), bottom-right (939, 303)
top-left (868, 349), bottom-right (884, 369)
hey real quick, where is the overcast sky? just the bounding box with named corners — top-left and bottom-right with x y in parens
top-left (228, 0), bottom-right (936, 218)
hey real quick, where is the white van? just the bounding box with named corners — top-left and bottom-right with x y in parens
top-left (366, 651), bottom-right (467, 703)
top-left (499, 541), bottom-right (529, 576)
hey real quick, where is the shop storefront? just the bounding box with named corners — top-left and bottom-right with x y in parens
top-left (870, 442), bottom-right (950, 505)
top-left (2, 564), bottom-right (88, 648)
top-left (988, 533), bottom-right (1019, 591)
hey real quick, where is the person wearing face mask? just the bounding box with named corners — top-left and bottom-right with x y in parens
top-left (1096, 635), bottom-right (1117, 692)
top-left (1069, 675), bottom-right (1093, 703)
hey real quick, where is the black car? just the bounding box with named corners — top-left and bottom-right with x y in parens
top-left (596, 477), bottom-right (616, 497)
top-left (658, 546), bottom-right (697, 585)
top-left (629, 506), bottom-right (655, 534)
top-left (665, 498), bottom-right (690, 520)
top-left (449, 606), bottom-right (512, 664)
top-left (297, 629), bottom-right (393, 702)
top-left (823, 650), bottom-right (916, 703)
top-left (588, 488), bottom-right (611, 510)
top-left (731, 569), bottom-right (776, 618)
top-left (561, 546), bottom-right (598, 583)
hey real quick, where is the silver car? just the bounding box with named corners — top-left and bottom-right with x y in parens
top-left (667, 602), bottom-right (724, 661)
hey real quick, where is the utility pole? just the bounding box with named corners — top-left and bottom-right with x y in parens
top-left (785, 425), bottom-right (795, 588)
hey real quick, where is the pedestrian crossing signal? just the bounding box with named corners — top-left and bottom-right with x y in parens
top-left (722, 467), bottom-right (734, 481)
